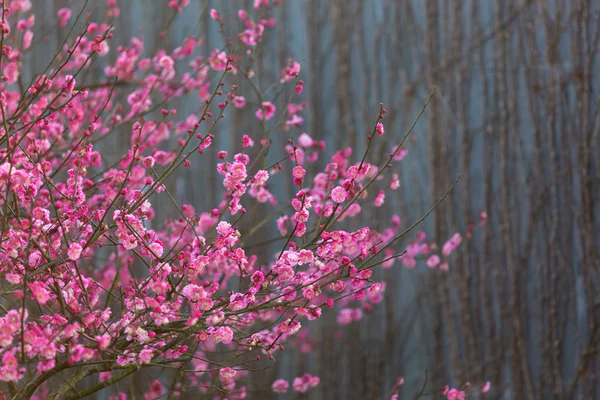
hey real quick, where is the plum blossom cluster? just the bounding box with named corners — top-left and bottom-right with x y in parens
top-left (270, 373), bottom-right (319, 394)
top-left (388, 378), bottom-right (491, 400)
top-left (0, 1), bottom-right (483, 399)
top-left (441, 381), bottom-right (492, 400)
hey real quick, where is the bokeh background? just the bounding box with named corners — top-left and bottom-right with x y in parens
top-left (25, 0), bottom-right (600, 399)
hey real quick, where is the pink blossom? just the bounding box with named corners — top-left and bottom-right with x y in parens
top-left (331, 186), bottom-right (347, 203)
top-left (68, 242), bottom-right (83, 260)
top-left (481, 381), bottom-right (491, 393)
top-left (292, 166), bottom-right (306, 179)
top-left (442, 233), bottom-right (463, 256)
top-left (293, 166), bottom-right (306, 186)
top-left (256, 101), bottom-right (276, 120)
top-left (446, 388), bottom-right (465, 400)
top-left (401, 256), bottom-right (416, 269)
top-left (142, 156), bottom-right (156, 168)
top-left (220, 367), bottom-right (236, 379)
top-left (99, 372), bottom-right (112, 382)
top-left (426, 255), bottom-right (440, 268)
top-left (233, 96), bottom-right (246, 108)
top-left (292, 373), bottom-right (320, 393)
top-left (28, 282), bottom-right (51, 305)
top-left (159, 55), bottom-right (174, 71)
top-left (242, 134), bottom-right (254, 147)
top-left (374, 190), bottom-right (385, 207)
top-left (480, 211), bottom-right (488, 226)
top-left (57, 8), bottom-right (72, 27)
top-left (208, 49), bottom-right (228, 71)
top-left (286, 114), bottom-right (304, 127)
top-left (23, 30), bottom-right (34, 49)
top-left (393, 146), bottom-right (408, 161)
top-left (272, 379), bottom-right (289, 393)
top-left (3, 62), bottom-right (19, 84)
top-left (298, 133), bottom-right (314, 147)
top-left (337, 308), bottom-right (362, 324)
top-left (144, 380), bottom-right (163, 400)
top-left (254, 0), bottom-right (269, 9)
top-left (280, 59), bottom-right (301, 83)
top-left (96, 334), bottom-right (111, 350)
top-left (212, 326), bottom-right (234, 344)
top-left (390, 173), bottom-right (400, 190)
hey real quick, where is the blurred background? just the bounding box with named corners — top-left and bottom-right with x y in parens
top-left (26, 0), bottom-right (600, 398)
